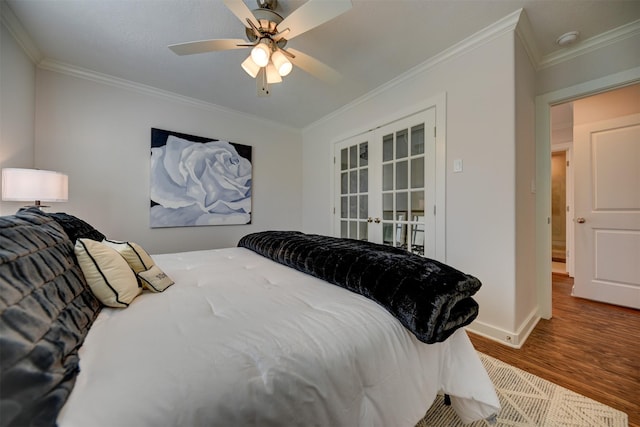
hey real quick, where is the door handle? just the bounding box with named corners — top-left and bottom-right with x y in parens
top-left (374, 217), bottom-right (381, 223)
top-left (367, 217), bottom-right (373, 223)
top-left (576, 217), bottom-right (586, 224)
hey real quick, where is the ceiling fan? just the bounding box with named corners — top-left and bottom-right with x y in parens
top-left (169, 0), bottom-right (352, 96)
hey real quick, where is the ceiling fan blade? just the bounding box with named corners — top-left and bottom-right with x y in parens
top-left (169, 39), bottom-right (248, 56)
top-left (246, 18), bottom-right (262, 39)
top-left (272, 28), bottom-right (290, 43)
top-left (223, 0), bottom-right (259, 29)
top-left (278, 0), bottom-right (352, 40)
top-left (287, 48), bottom-right (341, 84)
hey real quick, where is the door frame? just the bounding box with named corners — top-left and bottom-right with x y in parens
top-left (535, 66), bottom-right (640, 319)
top-left (329, 92), bottom-right (447, 262)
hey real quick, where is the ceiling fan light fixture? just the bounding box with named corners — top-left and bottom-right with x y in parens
top-left (241, 55), bottom-right (261, 78)
top-left (170, 0), bottom-right (352, 96)
top-left (266, 63), bottom-right (282, 84)
top-left (271, 50), bottom-right (292, 77)
top-left (251, 40), bottom-right (272, 67)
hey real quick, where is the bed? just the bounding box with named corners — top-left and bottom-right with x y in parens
top-left (0, 209), bottom-right (500, 427)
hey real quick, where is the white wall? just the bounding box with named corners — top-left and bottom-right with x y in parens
top-left (573, 83), bottom-right (640, 125)
top-left (0, 21), bottom-right (36, 215)
top-left (301, 27), bottom-right (521, 342)
top-left (302, 10), bottom-right (639, 346)
top-left (514, 32), bottom-right (538, 341)
top-left (34, 68), bottom-right (303, 254)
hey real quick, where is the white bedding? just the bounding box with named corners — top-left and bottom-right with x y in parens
top-left (58, 247), bottom-right (499, 427)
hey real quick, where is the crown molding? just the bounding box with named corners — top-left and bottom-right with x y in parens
top-left (514, 8), bottom-right (541, 67)
top-left (37, 58), bottom-right (298, 133)
top-left (538, 19), bottom-right (640, 70)
top-left (305, 9), bottom-right (523, 132)
top-left (0, 1), bottom-right (42, 64)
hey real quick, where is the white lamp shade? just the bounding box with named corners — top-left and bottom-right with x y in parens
top-left (241, 56), bottom-right (261, 78)
top-left (265, 63), bottom-right (282, 84)
top-left (251, 42), bottom-right (271, 67)
top-left (271, 50), bottom-right (292, 77)
top-left (2, 168), bottom-right (68, 203)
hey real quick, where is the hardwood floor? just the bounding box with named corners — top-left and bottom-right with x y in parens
top-left (468, 273), bottom-right (640, 427)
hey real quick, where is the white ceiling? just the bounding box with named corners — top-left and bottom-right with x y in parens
top-left (5, 0), bottom-right (640, 129)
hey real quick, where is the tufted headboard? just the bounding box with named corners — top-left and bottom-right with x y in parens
top-left (0, 209), bottom-right (102, 427)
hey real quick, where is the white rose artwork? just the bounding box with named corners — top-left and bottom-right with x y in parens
top-left (150, 129), bottom-right (252, 227)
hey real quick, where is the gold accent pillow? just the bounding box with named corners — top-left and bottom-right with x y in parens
top-left (75, 239), bottom-right (141, 307)
top-left (102, 239), bottom-right (155, 274)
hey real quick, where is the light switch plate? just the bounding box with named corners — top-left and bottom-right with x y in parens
top-left (453, 159), bottom-right (463, 173)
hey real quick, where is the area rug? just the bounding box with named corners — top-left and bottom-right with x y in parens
top-left (416, 353), bottom-right (628, 427)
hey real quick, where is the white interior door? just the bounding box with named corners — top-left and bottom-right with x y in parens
top-left (333, 108), bottom-right (437, 258)
top-left (573, 113), bottom-right (640, 309)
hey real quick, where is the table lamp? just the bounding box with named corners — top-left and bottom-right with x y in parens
top-left (1, 168), bottom-right (69, 208)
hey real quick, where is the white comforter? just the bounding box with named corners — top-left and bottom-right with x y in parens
top-left (58, 247), bottom-right (499, 427)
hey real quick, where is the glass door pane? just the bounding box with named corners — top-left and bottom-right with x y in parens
top-left (378, 118), bottom-right (429, 255)
top-left (334, 107), bottom-right (437, 258)
top-left (336, 139), bottom-right (369, 241)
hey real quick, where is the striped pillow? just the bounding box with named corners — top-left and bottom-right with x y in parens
top-left (102, 239), bottom-right (154, 274)
top-left (102, 239), bottom-right (174, 293)
top-left (75, 239), bottom-right (141, 307)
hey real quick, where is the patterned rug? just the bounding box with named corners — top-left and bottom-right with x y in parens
top-left (417, 353), bottom-right (628, 427)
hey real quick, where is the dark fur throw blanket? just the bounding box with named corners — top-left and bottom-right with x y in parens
top-left (238, 231), bottom-right (481, 344)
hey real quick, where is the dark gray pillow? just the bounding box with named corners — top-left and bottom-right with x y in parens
top-left (0, 209), bottom-right (102, 426)
top-left (45, 211), bottom-right (105, 242)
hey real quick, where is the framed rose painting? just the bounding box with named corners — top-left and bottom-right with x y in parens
top-left (150, 128), bottom-right (252, 227)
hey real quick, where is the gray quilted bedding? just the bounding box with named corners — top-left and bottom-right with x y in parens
top-left (0, 209), bottom-right (102, 427)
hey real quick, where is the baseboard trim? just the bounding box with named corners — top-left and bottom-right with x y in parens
top-left (466, 310), bottom-right (541, 349)
top-left (465, 322), bottom-right (521, 348)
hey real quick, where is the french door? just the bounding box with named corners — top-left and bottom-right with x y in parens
top-left (334, 108), bottom-right (437, 257)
